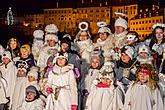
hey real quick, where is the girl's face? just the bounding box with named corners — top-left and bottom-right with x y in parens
top-left (26, 92), bottom-right (36, 101)
top-left (91, 58), bottom-right (100, 69)
top-left (155, 28), bottom-right (164, 42)
top-left (57, 57), bottom-right (67, 67)
top-left (79, 32), bottom-right (88, 41)
top-left (115, 26), bottom-right (125, 34)
top-left (28, 75), bottom-right (36, 82)
top-left (100, 77), bottom-right (110, 85)
top-left (21, 48), bottom-right (29, 58)
top-left (121, 53), bottom-right (131, 63)
top-left (99, 33), bottom-right (108, 41)
top-left (10, 40), bottom-right (17, 50)
top-left (47, 39), bottom-right (56, 47)
top-left (61, 43), bottom-right (69, 52)
top-left (138, 72), bottom-right (149, 84)
top-left (2, 57), bottom-right (10, 65)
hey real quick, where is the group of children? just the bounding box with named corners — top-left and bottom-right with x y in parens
top-left (0, 13), bottom-right (165, 110)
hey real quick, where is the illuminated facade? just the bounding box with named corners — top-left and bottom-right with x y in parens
top-left (43, 6), bottom-right (110, 35)
top-left (129, 5), bottom-right (163, 41)
top-left (112, 4), bottom-right (138, 26)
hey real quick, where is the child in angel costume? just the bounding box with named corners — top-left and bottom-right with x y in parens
top-left (124, 63), bottom-right (164, 110)
top-left (85, 62), bottom-right (124, 110)
top-left (18, 85), bottom-right (44, 110)
top-left (45, 52), bottom-right (78, 110)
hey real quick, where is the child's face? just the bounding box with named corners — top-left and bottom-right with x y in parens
top-left (127, 39), bottom-right (136, 45)
top-left (10, 41), bottom-right (17, 50)
top-left (61, 43), bottom-right (69, 52)
top-left (115, 26), bottom-right (125, 34)
top-left (47, 39), bottom-right (56, 47)
top-left (155, 28), bottom-right (164, 41)
top-left (47, 61), bottom-right (53, 67)
top-left (139, 52), bottom-right (148, 58)
top-left (28, 75), bottom-right (36, 82)
top-left (21, 48), bottom-right (29, 58)
top-left (79, 32), bottom-right (88, 41)
top-left (26, 92), bottom-right (36, 101)
top-left (121, 53), bottom-right (131, 63)
top-left (2, 57), bottom-right (10, 65)
top-left (57, 57), bottom-right (66, 67)
top-left (91, 58), bottom-right (99, 69)
top-left (17, 69), bottom-right (26, 77)
top-left (99, 33), bottom-right (108, 41)
top-left (100, 77), bottom-right (111, 85)
top-left (138, 72), bottom-right (149, 83)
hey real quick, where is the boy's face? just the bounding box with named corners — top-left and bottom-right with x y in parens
top-left (2, 57), bottom-right (10, 65)
top-left (91, 58), bottom-right (99, 69)
top-left (121, 53), bottom-right (131, 63)
top-left (138, 72), bottom-right (149, 84)
top-left (28, 75), bottom-right (36, 82)
top-left (26, 92), bottom-right (36, 101)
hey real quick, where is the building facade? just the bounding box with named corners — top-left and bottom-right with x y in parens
top-left (129, 5), bottom-right (164, 41)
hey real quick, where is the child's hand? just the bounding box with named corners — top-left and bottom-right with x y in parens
top-left (82, 89), bottom-right (89, 97)
top-left (46, 87), bottom-right (53, 94)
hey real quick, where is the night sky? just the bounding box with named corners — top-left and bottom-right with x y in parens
top-left (0, 0), bottom-right (163, 14)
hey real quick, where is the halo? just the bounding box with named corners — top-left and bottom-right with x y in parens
top-left (79, 22), bottom-right (88, 31)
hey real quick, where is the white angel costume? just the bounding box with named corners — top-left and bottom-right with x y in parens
top-left (45, 64), bottom-right (78, 110)
top-left (124, 82), bottom-right (164, 110)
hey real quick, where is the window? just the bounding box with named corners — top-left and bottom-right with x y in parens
top-left (153, 20), bottom-right (155, 23)
top-left (145, 21), bottom-right (148, 23)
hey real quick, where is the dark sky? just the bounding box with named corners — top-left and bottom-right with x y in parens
top-left (0, 0), bottom-right (164, 15)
